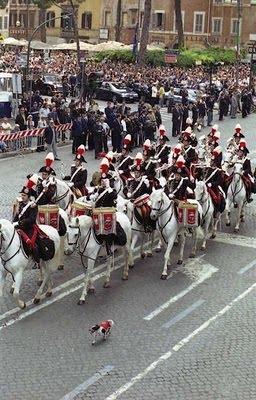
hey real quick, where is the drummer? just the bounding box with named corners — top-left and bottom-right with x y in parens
top-left (37, 152), bottom-right (56, 205)
top-left (63, 145), bottom-right (87, 197)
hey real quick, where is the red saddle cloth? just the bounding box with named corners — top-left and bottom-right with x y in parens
top-left (207, 187), bottom-right (222, 206)
top-left (241, 175), bottom-right (251, 190)
top-left (17, 225), bottom-right (47, 250)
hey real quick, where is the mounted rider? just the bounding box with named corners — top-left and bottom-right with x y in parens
top-left (127, 152), bottom-right (154, 232)
top-left (117, 134), bottom-right (134, 182)
top-left (167, 155), bottom-right (194, 201)
top-left (37, 153), bottom-right (57, 205)
top-left (181, 131), bottom-right (198, 169)
top-left (204, 148), bottom-right (226, 214)
top-left (155, 125), bottom-right (171, 165)
top-left (63, 145), bottom-right (87, 197)
top-left (227, 123), bottom-right (245, 153)
top-left (181, 126), bottom-right (198, 148)
top-left (142, 139), bottom-right (158, 184)
top-left (235, 140), bottom-right (253, 203)
top-left (13, 183), bottom-right (40, 263)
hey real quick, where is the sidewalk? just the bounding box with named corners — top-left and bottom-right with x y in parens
top-left (0, 140), bottom-right (72, 159)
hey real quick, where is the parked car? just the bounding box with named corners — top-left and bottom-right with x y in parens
top-left (33, 74), bottom-right (63, 96)
top-left (165, 88), bottom-right (198, 105)
top-left (95, 82), bottom-right (139, 103)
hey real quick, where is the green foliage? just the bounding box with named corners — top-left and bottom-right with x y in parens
top-left (0, 0), bottom-right (8, 8)
top-left (91, 47), bottom-right (237, 68)
top-left (32, 0), bottom-right (54, 9)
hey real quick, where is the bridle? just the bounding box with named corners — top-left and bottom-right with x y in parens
top-left (0, 226), bottom-right (22, 280)
top-left (67, 223), bottom-right (97, 267)
top-left (151, 196), bottom-right (172, 217)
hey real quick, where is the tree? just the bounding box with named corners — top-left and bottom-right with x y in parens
top-left (32, 0), bottom-right (53, 42)
top-left (115, 0), bottom-right (122, 42)
top-left (174, 0), bottom-right (184, 48)
top-left (138, 0), bottom-right (151, 65)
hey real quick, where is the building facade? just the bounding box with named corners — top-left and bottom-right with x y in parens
top-left (0, 1), bottom-right (9, 38)
top-left (8, 0), bottom-right (40, 40)
top-left (101, 0), bottom-right (256, 48)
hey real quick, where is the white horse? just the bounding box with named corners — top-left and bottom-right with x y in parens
top-left (222, 150), bottom-right (235, 174)
top-left (194, 180), bottom-right (216, 249)
top-left (52, 178), bottom-right (74, 211)
top-left (66, 213), bottom-right (133, 304)
top-left (0, 219), bottom-right (60, 308)
top-left (225, 162), bottom-right (247, 232)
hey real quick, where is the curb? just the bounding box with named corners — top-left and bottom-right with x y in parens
top-left (0, 141), bottom-right (72, 160)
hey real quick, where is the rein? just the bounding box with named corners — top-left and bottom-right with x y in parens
top-left (152, 196), bottom-right (174, 244)
top-left (230, 172), bottom-right (244, 203)
top-left (0, 227), bottom-right (22, 281)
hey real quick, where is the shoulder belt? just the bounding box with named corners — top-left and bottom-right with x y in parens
top-left (184, 146), bottom-right (192, 155)
top-left (156, 145), bottom-right (168, 158)
top-left (205, 168), bottom-right (219, 183)
top-left (70, 166), bottom-right (83, 182)
top-left (18, 201), bottom-right (35, 219)
top-left (96, 188), bottom-right (112, 202)
top-left (118, 156), bottom-right (131, 169)
top-left (170, 177), bottom-right (186, 195)
top-left (131, 177), bottom-right (146, 198)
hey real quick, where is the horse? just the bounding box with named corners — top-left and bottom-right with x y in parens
top-left (222, 150), bottom-right (235, 174)
top-left (52, 178), bottom-right (74, 211)
top-left (194, 180), bottom-right (216, 249)
top-left (0, 219), bottom-right (60, 309)
top-left (225, 162), bottom-right (247, 232)
top-left (65, 212), bottom-right (133, 304)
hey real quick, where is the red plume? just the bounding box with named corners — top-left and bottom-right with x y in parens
top-left (45, 152), bottom-right (54, 168)
top-left (77, 145), bottom-right (85, 156)
top-left (26, 174), bottom-right (38, 189)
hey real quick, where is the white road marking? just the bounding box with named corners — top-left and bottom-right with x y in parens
top-left (60, 365), bottom-right (114, 400)
top-left (0, 243), bottom-right (155, 330)
top-left (237, 259), bottom-right (256, 275)
top-left (144, 263), bottom-right (218, 321)
top-left (162, 299), bottom-right (205, 329)
top-left (213, 232), bottom-right (256, 249)
top-left (105, 282), bottom-right (256, 400)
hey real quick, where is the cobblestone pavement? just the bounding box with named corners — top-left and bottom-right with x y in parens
top-left (0, 106), bottom-right (256, 400)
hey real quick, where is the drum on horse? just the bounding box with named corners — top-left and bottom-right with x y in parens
top-left (225, 162), bottom-right (247, 232)
top-left (65, 212), bottom-right (132, 305)
top-left (0, 219), bottom-right (60, 309)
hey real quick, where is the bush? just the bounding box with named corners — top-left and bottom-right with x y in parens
top-left (93, 47), bottom-right (237, 67)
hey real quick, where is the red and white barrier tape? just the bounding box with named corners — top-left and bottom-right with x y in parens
top-left (0, 123), bottom-right (72, 141)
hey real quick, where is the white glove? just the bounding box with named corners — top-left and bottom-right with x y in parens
top-left (68, 182), bottom-right (74, 188)
top-left (119, 170), bottom-right (123, 174)
top-left (127, 193), bottom-right (132, 199)
top-left (190, 177), bottom-right (195, 183)
top-left (13, 222), bottom-right (18, 227)
top-left (144, 178), bottom-right (150, 187)
top-left (169, 193), bottom-right (174, 199)
top-left (207, 183), bottom-right (212, 187)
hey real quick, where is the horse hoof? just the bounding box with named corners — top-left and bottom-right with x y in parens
top-left (122, 276), bottom-right (128, 281)
top-left (46, 291), bottom-right (52, 298)
top-left (234, 203), bottom-right (238, 209)
top-left (211, 234), bottom-right (216, 239)
top-left (141, 253), bottom-right (146, 259)
top-left (33, 298), bottom-right (40, 304)
top-left (77, 299), bottom-right (85, 305)
top-left (147, 252), bottom-right (153, 258)
top-left (161, 274), bottom-right (167, 280)
top-left (129, 264), bottom-right (134, 269)
top-left (88, 287), bottom-right (96, 293)
top-left (177, 260), bottom-right (183, 265)
top-left (241, 217), bottom-right (245, 222)
top-left (226, 222), bottom-right (231, 227)
top-left (189, 253), bottom-right (195, 258)
top-left (21, 302), bottom-right (26, 310)
top-left (58, 265), bottom-right (64, 271)
top-left (155, 247), bottom-right (161, 253)
top-left (37, 280), bottom-right (43, 287)
top-left (234, 228), bottom-right (239, 233)
top-left (10, 287), bottom-right (14, 295)
top-left (201, 246), bottom-right (206, 251)
top-left (103, 282), bottom-right (111, 289)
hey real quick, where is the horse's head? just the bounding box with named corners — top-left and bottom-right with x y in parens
top-left (0, 219), bottom-right (14, 252)
top-left (197, 146), bottom-right (206, 161)
top-left (116, 195), bottom-right (129, 213)
top-left (65, 216), bottom-right (92, 255)
top-left (233, 162), bottom-right (243, 176)
top-left (150, 189), bottom-right (164, 220)
top-left (194, 180), bottom-right (207, 202)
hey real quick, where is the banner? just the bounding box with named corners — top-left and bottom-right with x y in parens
top-left (0, 123), bottom-right (72, 141)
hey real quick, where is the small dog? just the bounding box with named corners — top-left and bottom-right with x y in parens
top-left (89, 320), bottom-right (114, 345)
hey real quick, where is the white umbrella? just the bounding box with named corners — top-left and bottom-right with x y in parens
top-left (93, 41), bottom-right (128, 52)
top-left (30, 40), bottom-right (53, 50)
top-left (3, 37), bottom-right (27, 46)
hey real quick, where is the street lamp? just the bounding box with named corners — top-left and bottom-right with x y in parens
top-left (25, 13), bottom-right (73, 95)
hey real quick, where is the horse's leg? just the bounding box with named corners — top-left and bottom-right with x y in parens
top-left (45, 276), bottom-right (53, 297)
top-left (103, 251), bottom-right (113, 288)
top-left (13, 270), bottom-right (26, 309)
top-left (190, 228), bottom-right (198, 258)
top-left (225, 197), bottom-right (231, 226)
top-left (37, 264), bottom-right (43, 286)
top-left (155, 231), bottom-right (163, 253)
top-left (122, 245), bottom-right (129, 281)
top-left (129, 231), bottom-right (138, 268)
top-left (58, 236), bottom-right (65, 270)
top-left (240, 201), bottom-right (246, 222)
top-left (177, 231), bottom-right (186, 265)
top-left (146, 232), bottom-right (154, 257)
top-left (234, 201), bottom-right (243, 232)
top-left (78, 259), bottom-right (95, 304)
top-left (140, 233), bottom-right (147, 259)
top-left (161, 233), bottom-right (176, 279)
top-left (211, 213), bottom-right (220, 238)
top-left (0, 267), bottom-right (7, 297)
top-left (201, 216), bottom-right (211, 250)
top-left (34, 265), bottom-right (50, 304)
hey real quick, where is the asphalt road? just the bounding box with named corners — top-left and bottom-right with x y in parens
top-left (0, 104), bottom-right (256, 400)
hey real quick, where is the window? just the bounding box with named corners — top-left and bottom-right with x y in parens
top-left (4, 16), bottom-right (8, 30)
top-left (212, 18), bottom-right (222, 34)
top-left (104, 11), bottom-right (111, 27)
top-left (194, 12), bottom-right (205, 33)
top-left (231, 18), bottom-right (239, 35)
top-left (20, 13), bottom-right (27, 27)
top-left (140, 11), bottom-right (144, 27)
top-left (81, 12), bottom-right (92, 29)
top-left (130, 9), bottom-right (137, 26)
top-left (121, 12), bottom-right (128, 26)
top-left (61, 12), bottom-right (74, 30)
top-left (46, 12), bottom-right (55, 28)
top-left (0, 17), bottom-right (2, 30)
top-left (173, 11), bottom-right (185, 32)
top-left (153, 11), bottom-right (165, 30)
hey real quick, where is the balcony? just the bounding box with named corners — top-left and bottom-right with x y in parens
top-left (9, 26), bottom-right (41, 40)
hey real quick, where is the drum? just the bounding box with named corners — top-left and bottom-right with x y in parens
top-left (92, 207), bottom-right (116, 236)
top-left (133, 194), bottom-right (150, 208)
top-left (177, 200), bottom-right (198, 228)
top-left (37, 204), bottom-right (59, 230)
top-left (71, 200), bottom-right (92, 217)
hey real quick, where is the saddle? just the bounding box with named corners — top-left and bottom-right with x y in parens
top-left (207, 187), bottom-right (225, 213)
top-left (96, 222), bottom-right (127, 254)
top-left (134, 204), bottom-right (156, 233)
top-left (17, 225), bottom-right (55, 262)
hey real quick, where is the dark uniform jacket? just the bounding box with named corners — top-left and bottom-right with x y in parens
top-left (13, 202), bottom-right (38, 235)
top-left (117, 155), bottom-right (134, 177)
top-left (205, 167), bottom-right (223, 188)
top-left (183, 146), bottom-right (197, 169)
top-left (168, 177), bottom-right (193, 200)
top-left (143, 159), bottom-right (158, 179)
top-left (36, 182), bottom-right (56, 205)
top-left (64, 166), bottom-right (87, 191)
top-left (242, 158), bottom-right (252, 176)
top-left (95, 188), bottom-right (117, 208)
top-left (155, 144), bottom-right (170, 164)
top-left (129, 178), bottom-right (151, 200)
